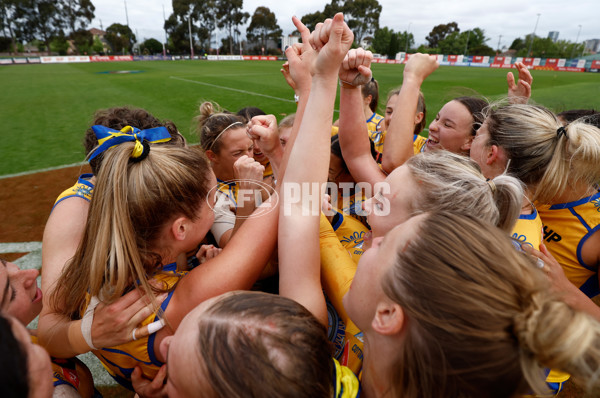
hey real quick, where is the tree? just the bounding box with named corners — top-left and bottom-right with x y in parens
top-left (106, 23), bottom-right (135, 54)
top-left (69, 28), bottom-right (93, 54)
top-left (344, 0), bottom-right (381, 45)
top-left (371, 26), bottom-right (393, 55)
top-left (0, 0), bottom-right (19, 53)
top-left (426, 22), bottom-right (459, 48)
top-left (438, 27), bottom-right (491, 55)
top-left (300, 0), bottom-right (343, 32)
top-left (16, 0), bottom-right (66, 54)
top-left (215, 0), bottom-right (249, 54)
top-left (170, 0), bottom-right (216, 52)
top-left (62, 0), bottom-right (95, 33)
top-left (246, 6), bottom-right (281, 52)
top-left (141, 38), bottom-right (163, 54)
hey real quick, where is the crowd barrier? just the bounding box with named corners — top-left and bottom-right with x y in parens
top-left (1, 53), bottom-right (597, 72)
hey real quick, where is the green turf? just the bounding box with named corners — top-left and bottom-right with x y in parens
top-left (1, 60), bottom-right (599, 176)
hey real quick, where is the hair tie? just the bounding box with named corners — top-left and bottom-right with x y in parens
top-left (556, 126), bottom-right (568, 140)
top-left (208, 121), bottom-right (244, 151)
top-left (486, 178), bottom-right (497, 194)
top-left (130, 139), bottom-right (150, 162)
top-left (88, 125), bottom-right (171, 162)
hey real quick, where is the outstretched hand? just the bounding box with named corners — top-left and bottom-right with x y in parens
top-left (339, 48), bottom-right (373, 87)
top-left (507, 62), bottom-right (532, 104)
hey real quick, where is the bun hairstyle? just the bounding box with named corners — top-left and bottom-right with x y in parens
top-left (383, 212), bottom-right (600, 398)
top-left (84, 106), bottom-right (185, 175)
top-left (485, 104), bottom-right (600, 203)
top-left (195, 101), bottom-right (245, 153)
top-left (406, 150), bottom-right (523, 233)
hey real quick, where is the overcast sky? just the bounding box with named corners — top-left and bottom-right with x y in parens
top-left (92, 0), bottom-right (599, 49)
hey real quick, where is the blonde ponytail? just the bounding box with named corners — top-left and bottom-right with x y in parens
top-left (516, 294), bottom-right (600, 394)
top-left (486, 104), bottom-right (600, 203)
top-left (406, 151), bottom-right (523, 232)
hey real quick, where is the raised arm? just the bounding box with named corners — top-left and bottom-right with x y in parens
top-left (507, 62), bottom-right (533, 105)
top-left (279, 13), bottom-right (354, 326)
top-left (338, 48), bottom-right (386, 188)
top-left (381, 53), bottom-right (439, 173)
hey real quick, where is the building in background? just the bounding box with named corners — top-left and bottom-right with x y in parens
top-left (548, 31), bottom-right (559, 42)
top-left (585, 39), bottom-right (600, 53)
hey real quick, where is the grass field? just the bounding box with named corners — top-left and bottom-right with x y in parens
top-left (1, 59), bottom-right (599, 176)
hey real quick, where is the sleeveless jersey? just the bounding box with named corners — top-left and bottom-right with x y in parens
top-left (511, 207), bottom-right (543, 250)
top-left (87, 262), bottom-right (186, 390)
top-left (334, 187), bottom-right (368, 227)
top-left (52, 173), bottom-right (94, 211)
top-left (537, 190), bottom-right (600, 298)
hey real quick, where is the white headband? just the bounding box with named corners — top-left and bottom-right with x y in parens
top-left (208, 121), bottom-right (244, 151)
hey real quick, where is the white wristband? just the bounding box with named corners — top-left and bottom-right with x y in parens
top-left (81, 296), bottom-right (100, 350)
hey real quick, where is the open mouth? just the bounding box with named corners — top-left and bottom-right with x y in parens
top-left (32, 287), bottom-right (42, 303)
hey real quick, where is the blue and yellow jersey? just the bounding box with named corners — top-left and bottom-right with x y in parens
top-left (413, 134), bottom-right (427, 154)
top-left (332, 358), bottom-right (361, 398)
top-left (88, 262), bottom-right (186, 390)
top-left (330, 209), bottom-right (367, 265)
top-left (52, 173), bottom-right (94, 211)
top-left (366, 113), bottom-right (385, 153)
top-left (256, 156), bottom-right (274, 180)
top-left (216, 179), bottom-right (240, 209)
top-left (31, 336), bottom-right (94, 396)
top-left (334, 188), bottom-right (368, 227)
top-left (512, 207), bottom-right (543, 250)
top-left (320, 214), bottom-right (365, 375)
top-left (537, 190), bottom-right (600, 298)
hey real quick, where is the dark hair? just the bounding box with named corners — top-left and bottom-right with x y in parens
top-left (0, 315), bottom-right (29, 398)
top-left (197, 291), bottom-right (334, 397)
top-left (454, 97), bottom-right (488, 136)
top-left (361, 78), bottom-right (380, 113)
top-left (330, 134), bottom-right (379, 174)
top-left (557, 109), bottom-right (600, 128)
top-left (237, 107), bottom-right (266, 123)
top-left (84, 106), bottom-right (185, 175)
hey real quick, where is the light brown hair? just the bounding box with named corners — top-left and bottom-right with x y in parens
top-left (383, 212), bottom-right (600, 397)
top-left (52, 144), bottom-right (212, 320)
top-left (195, 101), bottom-right (245, 153)
top-left (194, 291), bottom-right (333, 397)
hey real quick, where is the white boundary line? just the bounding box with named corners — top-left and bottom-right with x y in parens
top-left (170, 76), bottom-right (296, 103)
top-left (0, 161), bottom-right (87, 180)
top-left (169, 76), bottom-right (340, 114)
